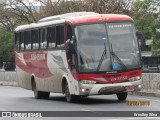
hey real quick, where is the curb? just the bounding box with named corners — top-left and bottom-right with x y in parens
top-left (130, 89), bottom-right (160, 97)
top-left (0, 81), bottom-right (18, 87)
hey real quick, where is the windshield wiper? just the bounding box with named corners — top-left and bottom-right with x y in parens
top-left (97, 43), bottom-right (107, 71)
top-left (110, 43), bottom-right (127, 71)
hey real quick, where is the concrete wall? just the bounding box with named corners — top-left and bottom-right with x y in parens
top-left (0, 71), bottom-right (18, 86)
top-left (142, 73), bottom-right (160, 90)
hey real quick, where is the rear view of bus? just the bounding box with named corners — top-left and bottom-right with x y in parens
top-left (15, 12), bottom-right (142, 102)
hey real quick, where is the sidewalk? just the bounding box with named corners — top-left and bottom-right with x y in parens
top-left (130, 89), bottom-right (160, 97)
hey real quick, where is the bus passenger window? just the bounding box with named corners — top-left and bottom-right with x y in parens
top-left (40, 28), bottom-right (47, 49)
top-left (25, 31), bottom-right (31, 50)
top-left (32, 30), bottom-right (39, 50)
top-left (48, 27), bottom-right (56, 48)
top-left (15, 32), bottom-right (20, 51)
top-left (20, 32), bottom-right (24, 51)
top-left (56, 25), bottom-right (64, 48)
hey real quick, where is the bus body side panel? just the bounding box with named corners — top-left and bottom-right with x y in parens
top-left (16, 66), bottom-right (32, 90)
top-left (34, 76), bottom-right (55, 92)
top-left (16, 52), bottom-right (32, 90)
top-left (26, 51), bottom-right (56, 92)
top-left (47, 50), bottom-right (79, 94)
top-left (15, 51), bottom-right (56, 92)
top-left (15, 50), bottom-right (79, 94)
top-left (48, 50), bottom-right (66, 93)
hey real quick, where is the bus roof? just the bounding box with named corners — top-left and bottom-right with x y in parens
top-left (15, 12), bottom-right (133, 32)
top-left (67, 14), bottom-right (133, 25)
top-left (38, 12), bottom-right (99, 23)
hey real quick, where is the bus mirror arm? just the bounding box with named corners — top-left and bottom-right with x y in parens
top-left (68, 43), bottom-right (75, 54)
top-left (69, 36), bottom-right (76, 54)
top-left (72, 36), bottom-right (75, 41)
top-left (70, 64), bottom-right (75, 70)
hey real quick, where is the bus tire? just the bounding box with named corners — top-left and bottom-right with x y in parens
top-left (64, 81), bottom-right (75, 102)
top-left (42, 92), bottom-right (50, 99)
top-left (32, 80), bottom-right (43, 99)
top-left (116, 92), bottom-right (127, 101)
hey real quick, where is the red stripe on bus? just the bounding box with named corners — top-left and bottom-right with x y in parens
top-left (15, 52), bottom-right (53, 78)
top-left (77, 69), bottom-right (142, 83)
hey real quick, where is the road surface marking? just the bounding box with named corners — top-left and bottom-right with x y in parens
top-left (80, 109), bottom-right (91, 111)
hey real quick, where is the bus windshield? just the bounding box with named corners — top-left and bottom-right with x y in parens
top-left (75, 22), bottom-right (141, 72)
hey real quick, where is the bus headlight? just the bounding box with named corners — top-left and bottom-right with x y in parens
top-left (128, 76), bottom-right (141, 81)
top-left (135, 76), bottom-right (141, 80)
top-left (81, 80), bottom-right (96, 84)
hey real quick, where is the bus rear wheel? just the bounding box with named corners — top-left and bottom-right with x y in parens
top-left (116, 92), bottom-right (128, 101)
top-left (32, 80), bottom-right (43, 99)
top-left (42, 92), bottom-right (50, 99)
top-left (64, 82), bottom-right (75, 102)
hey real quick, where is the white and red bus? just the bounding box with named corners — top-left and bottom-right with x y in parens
top-left (15, 12), bottom-right (142, 102)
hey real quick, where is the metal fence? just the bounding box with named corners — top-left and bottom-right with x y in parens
top-left (142, 56), bottom-right (160, 73)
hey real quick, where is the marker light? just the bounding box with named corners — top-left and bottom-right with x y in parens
top-left (138, 85), bottom-right (142, 88)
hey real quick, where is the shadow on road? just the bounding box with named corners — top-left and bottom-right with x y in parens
top-left (47, 95), bottom-right (125, 105)
top-left (12, 93), bottom-right (125, 105)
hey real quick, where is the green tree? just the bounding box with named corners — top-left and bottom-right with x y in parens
top-left (152, 22), bottom-right (160, 55)
top-left (132, 0), bottom-right (160, 54)
top-left (0, 28), bottom-right (14, 64)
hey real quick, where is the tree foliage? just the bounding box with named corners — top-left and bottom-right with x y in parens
top-left (0, 0), bottom-right (133, 31)
top-left (38, 0), bottom-right (132, 17)
top-left (132, 0), bottom-right (160, 54)
top-left (0, 28), bottom-right (14, 64)
top-left (132, 0), bottom-right (159, 38)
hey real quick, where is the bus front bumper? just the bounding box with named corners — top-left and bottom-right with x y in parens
top-left (78, 80), bottom-right (142, 96)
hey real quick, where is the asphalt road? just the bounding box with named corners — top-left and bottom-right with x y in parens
top-left (0, 86), bottom-right (160, 120)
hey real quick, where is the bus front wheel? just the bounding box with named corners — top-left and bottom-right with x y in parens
top-left (64, 82), bottom-right (75, 102)
top-left (116, 92), bottom-right (128, 101)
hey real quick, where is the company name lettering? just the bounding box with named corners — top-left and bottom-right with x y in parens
top-left (109, 24), bottom-right (131, 28)
top-left (31, 54), bottom-right (46, 61)
top-left (110, 76), bottom-right (127, 81)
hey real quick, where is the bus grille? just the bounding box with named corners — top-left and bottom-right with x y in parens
top-left (98, 86), bottom-right (126, 94)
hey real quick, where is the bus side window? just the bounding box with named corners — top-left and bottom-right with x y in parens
top-left (20, 32), bottom-right (25, 51)
top-left (15, 32), bottom-right (20, 51)
top-left (48, 27), bottom-right (56, 48)
top-left (25, 31), bottom-right (31, 50)
top-left (40, 28), bottom-right (47, 49)
top-left (56, 25), bottom-right (64, 48)
top-left (32, 30), bottom-right (39, 50)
